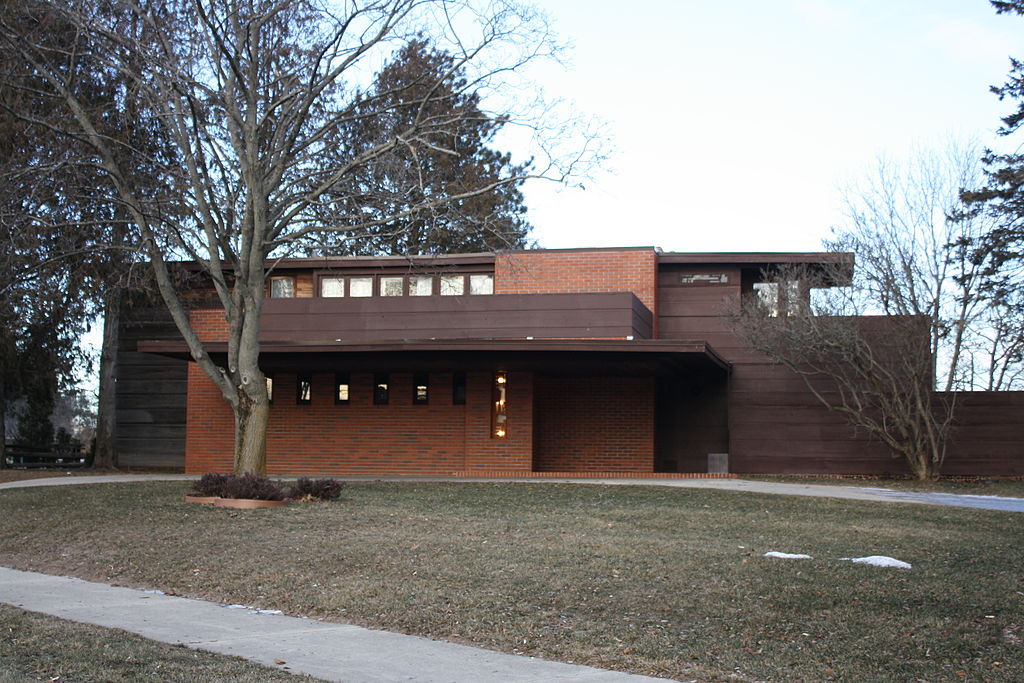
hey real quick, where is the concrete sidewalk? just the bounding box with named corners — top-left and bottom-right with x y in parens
top-left (0, 567), bottom-right (664, 682)
top-left (2, 473), bottom-right (1023, 512)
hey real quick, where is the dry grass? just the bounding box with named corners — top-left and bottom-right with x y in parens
top-left (744, 474), bottom-right (1024, 498)
top-left (0, 481), bottom-right (1021, 682)
top-left (0, 603), bottom-right (321, 682)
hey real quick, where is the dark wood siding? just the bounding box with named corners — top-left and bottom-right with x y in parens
top-left (260, 292), bottom-right (653, 342)
top-left (941, 391), bottom-right (1024, 476)
top-left (116, 301), bottom-right (188, 468)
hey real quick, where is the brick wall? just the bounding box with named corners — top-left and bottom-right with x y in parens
top-left (533, 376), bottom-right (655, 472)
top-left (495, 249), bottom-right (659, 334)
top-left (190, 308), bottom-right (230, 342)
top-left (184, 368), bottom-right (534, 475)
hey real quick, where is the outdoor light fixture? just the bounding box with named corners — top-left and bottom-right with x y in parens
top-left (492, 372), bottom-right (508, 438)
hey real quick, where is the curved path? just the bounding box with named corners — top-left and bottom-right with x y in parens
top-left (2, 473), bottom-right (1023, 512)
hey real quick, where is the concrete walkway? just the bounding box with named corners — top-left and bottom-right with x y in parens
top-left (2, 473), bottom-right (1023, 512)
top-left (0, 567), bottom-right (664, 682)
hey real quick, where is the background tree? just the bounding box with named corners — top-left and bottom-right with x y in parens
top-left (959, 1), bottom-right (1024, 381)
top-left (311, 38), bottom-right (532, 256)
top-left (731, 139), bottom-right (1009, 480)
top-left (0, 0), bottom-right (163, 468)
top-left (0, 0), bottom-right (597, 475)
top-left (830, 140), bottom-right (1018, 391)
top-left (731, 264), bottom-right (952, 480)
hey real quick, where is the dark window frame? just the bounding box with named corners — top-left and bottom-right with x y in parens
top-left (452, 372), bottom-right (467, 405)
top-left (296, 373), bottom-right (312, 405)
top-left (335, 372), bottom-right (350, 405)
top-left (373, 372), bottom-right (390, 405)
top-left (412, 372), bottom-right (429, 405)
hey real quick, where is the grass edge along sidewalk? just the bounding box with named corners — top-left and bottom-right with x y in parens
top-left (0, 567), bottom-right (663, 683)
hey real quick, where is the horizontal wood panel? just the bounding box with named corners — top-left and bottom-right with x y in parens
top-left (117, 408), bottom-right (188, 424)
top-left (260, 292), bottom-right (652, 342)
top-left (116, 379), bottom-right (187, 395)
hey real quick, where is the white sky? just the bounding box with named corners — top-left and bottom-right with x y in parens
top-left (513, 0), bottom-right (1021, 253)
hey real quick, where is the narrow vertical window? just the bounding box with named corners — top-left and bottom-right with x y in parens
top-left (452, 372), bottom-right (467, 405)
top-left (373, 373), bottom-right (389, 405)
top-left (265, 376), bottom-right (274, 403)
top-left (335, 373), bottom-right (350, 405)
top-left (469, 274), bottom-right (494, 295)
top-left (492, 372), bottom-right (508, 438)
top-left (297, 374), bottom-right (312, 404)
top-left (413, 373), bottom-right (429, 405)
top-left (270, 277), bottom-right (295, 298)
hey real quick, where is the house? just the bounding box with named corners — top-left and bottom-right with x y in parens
top-left (116, 247), bottom-right (1023, 476)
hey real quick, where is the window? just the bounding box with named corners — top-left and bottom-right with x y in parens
top-left (439, 275), bottom-right (464, 296)
top-left (452, 372), bottom-right (467, 405)
top-left (412, 373), bottom-right (429, 405)
top-left (297, 374), bottom-right (312, 404)
top-left (380, 276), bottom-right (404, 297)
top-left (754, 280), bottom-right (803, 317)
top-left (335, 373), bottom-right (350, 404)
top-left (265, 375), bottom-right (274, 403)
top-left (321, 277), bottom-right (345, 297)
top-left (409, 275), bottom-right (433, 296)
top-left (492, 372), bottom-right (508, 438)
top-left (469, 274), bottom-right (494, 295)
top-left (350, 277), bottom-right (373, 297)
top-left (270, 277), bottom-right (295, 298)
top-left (373, 373), bottom-right (389, 405)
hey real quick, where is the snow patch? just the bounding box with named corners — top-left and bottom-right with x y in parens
top-left (223, 603), bottom-right (282, 615)
top-left (839, 555), bottom-right (912, 569)
top-left (764, 551), bottom-right (812, 559)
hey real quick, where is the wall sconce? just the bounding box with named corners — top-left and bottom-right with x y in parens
top-left (492, 372), bottom-right (508, 438)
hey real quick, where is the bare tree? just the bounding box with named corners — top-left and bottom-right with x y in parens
top-left (829, 139), bottom-right (1015, 392)
top-left (732, 264), bottom-right (953, 480)
top-left (0, 0), bottom-right (599, 474)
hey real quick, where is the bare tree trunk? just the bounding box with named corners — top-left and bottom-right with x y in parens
top-left (0, 372), bottom-right (7, 469)
top-left (234, 391), bottom-right (269, 475)
top-left (92, 290), bottom-right (120, 469)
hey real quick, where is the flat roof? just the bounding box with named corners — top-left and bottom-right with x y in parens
top-left (174, 247), bottom-right (850, 273)
top-left (138, 338), bottom-right (730, 376)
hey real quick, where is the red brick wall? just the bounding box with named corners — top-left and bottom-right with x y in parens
top-left (495, 249), bottom-right (658, 334)
top-left (184, 362), bottom-right (235, 474)
top-left (190, 309), bottom-right (230, 342)
top-left (184, 368), bottom-right (534, 475)
top-left (533, 376), bottom-right (655, 472)
top-left (462, 371), bottom-right (533, 472)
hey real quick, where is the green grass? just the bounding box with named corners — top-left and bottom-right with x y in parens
top-left (0, 603), bottom-right (320, 682)
top-left (0, 481), bottom-right (1021, 682)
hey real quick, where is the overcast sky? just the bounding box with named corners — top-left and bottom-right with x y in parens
top-left (512, 0), bottom-right (1021, 253)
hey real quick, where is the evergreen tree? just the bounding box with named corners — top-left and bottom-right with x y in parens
top-left (313, 38), bottom-right (532, 256)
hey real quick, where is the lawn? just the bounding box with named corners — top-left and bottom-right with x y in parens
top-left (0, 603), bottom-right (321, 682)
top-left (0, 481), bottom-right (1020, 682)
top-left (745, 474), bottom-right (1024, 498)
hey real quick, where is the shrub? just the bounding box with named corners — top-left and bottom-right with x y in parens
top-left (191, 473), bottom-right (230, 497)
top-left (288, 477), bottom-right (344, 502)
top-left (220, 473), bottom-right (286, 501)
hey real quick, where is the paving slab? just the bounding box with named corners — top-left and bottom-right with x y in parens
top-left (0, 567), bottom-right (666, 682)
